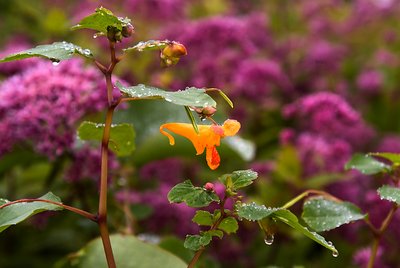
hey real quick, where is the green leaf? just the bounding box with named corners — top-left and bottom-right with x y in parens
top-left (71, 7), bottom-right (131, 35)
top-left (273, 210), bottom-right (338, 255)
top-left (0, 192), bottom-right (63, 233)
top-left (59, 234), bottom-right (187, 268)
top-left (77, 121), bottom-right (135, 156)
top-left (378, 185), bottom-right (400, 205)
top-left (218, 217), bottom-right (239, 234)
top-left (205, 230), bottom-right (224, 239)
top-left (184, 106), bottom-right (199, 134)
top-left (0, 42), bottom-right (93, 63)
top-left (274, 145), bottom-right (302, 186)
top-left (345, 153), bottom-right (390, 175)
top-left (218, 170), bottom-right (258, 191)
top-left (192, 210), bottom-right (214, 226)
top-left (116, 82), bottom-right (217, 108)
top-left (236, 202), bottom-right (281, 221)
top-left (369, 152), bottom-right (400, 165)
top-left (168, 180), bottom-right (219, 208)
top-left (184, 233), bottom-right (212, 251)
top-left (302, 197), bottom-right (366, 232)
top-left (123, 40), bottom-right (174, 52)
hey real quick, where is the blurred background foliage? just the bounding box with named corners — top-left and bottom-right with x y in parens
top-left (1, 0), bottom-right (400, 267)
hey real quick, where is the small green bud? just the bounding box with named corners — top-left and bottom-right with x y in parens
top-left (107, 26), bottom-right (123, 42)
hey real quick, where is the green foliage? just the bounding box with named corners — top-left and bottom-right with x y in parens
top-left (302, 197), bottom-right (366, 232)
top-left (77, 121), bottom-right (135, 156)
top-left (124, 40), bottom-right (175, 52)
top-left (0, 42), bottom-right (93, 63)
top-left (218, 169), bottom-right (258, 191)
top-left (71, 7), bottom-right (131, 35)
top-left (167, 180), bottom-right (219, 207)
top-left (0, 192), bottom-right (63, 233)
top-left (192, 210), bottom-right (214, 226)
top-left (206, 230), bottom-right (224, 239)
top-left (345, 153), bottom-right (391, 175)
top-left (369, 152), bottom-right (400, 165)
top-left (377, 185), bottom-right (400, 205)
top-left (184, 233), bottom-right (212, 251)
top-left (116, 82), bottom-right (217, 108)
top-left (237, 202), bottom-right (282, 221)
top-left (218, 217), bottom-right (238, 234)
top-left (58, 234), bottom-right (187, 268)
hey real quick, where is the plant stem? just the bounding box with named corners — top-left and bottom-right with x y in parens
top-left (281, 189), bottom-right (341, 209)
top-left (367, 203), bottom-right (398, 268)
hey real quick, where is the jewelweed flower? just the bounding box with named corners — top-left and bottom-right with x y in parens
top-left (160, 119), bottom-right (241, 170)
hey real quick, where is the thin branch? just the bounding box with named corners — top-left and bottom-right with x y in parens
top-left (281, 189), bottom-right (342, 209)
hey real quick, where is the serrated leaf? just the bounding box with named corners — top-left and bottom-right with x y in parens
top-left (236, 202), bottom-right (281, 221)
top-left (184, 233), bottom-right (212, 251)
top-left (218, 217), bottom-right (238, 234)
top-left (168, 180), bottom-right (219, 208)
top-left (302, 197), bottom-right (366, 232)
top-left (378, 185), bottom-right (400, 205)
top-left (192, 210), bottom-right (213, 226)
top-left (218, 170), bottom-right (258, 191)
top-left (205, 230), bottom-right (224, 239)
top-left (0, 42), bottom-right (93, 63)
top-left (77, 121), bottom-right (135, 156)
top-left (123, 40), bottom-right (174, 52)
top-left (0, 192), bottom-right (63, 233)
top-left (71, 7), bottom-right (131, 35)
top-left (369, 152), bottom-right (400, 165)
top-left (116, 82), bottom-right (216, 108)
top-left (345, 153), bottom-right (390, 175)
top-left (273, 210), bottom-right (338, 255)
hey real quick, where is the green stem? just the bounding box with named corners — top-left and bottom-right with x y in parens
top-left (281, 189), bottom-right (341, 209)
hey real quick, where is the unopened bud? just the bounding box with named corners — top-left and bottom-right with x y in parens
top-left (107, 26), bottom-right (123, 42)
top-left (162, 43), bottom-right (187, 58)
top-left (194, 106), bottom-right (217, 120)
top-left (204, 182), bottom-right (214, 191)
top-left (122, 24), bottom-right (134, 38)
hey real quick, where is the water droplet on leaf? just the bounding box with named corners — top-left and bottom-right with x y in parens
top-left (264, 234), bottom-right (274, 245)
top-left (332, 251), bottom-right (339, 257)
top-left (52, 61), bottom-right (60, 66)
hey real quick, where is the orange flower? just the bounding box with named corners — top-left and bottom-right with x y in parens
top-left (160, 119), bottom-right (241, 170)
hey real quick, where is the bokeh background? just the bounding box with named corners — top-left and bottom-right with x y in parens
top-left (1, 0), bottom-right (400, 267)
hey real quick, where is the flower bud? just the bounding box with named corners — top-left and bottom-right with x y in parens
top-left (204, 182), bottom-right (214, 191)
top-left (107, 26), bottom-right (123, 42)
top-left (122, 23), bottom-right (134, 38)
top-left (162, 43), bottom-right (187, 58)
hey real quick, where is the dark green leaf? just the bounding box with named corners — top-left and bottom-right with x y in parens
top-left (168, 180), bottom-right (219, 208)
top-left (273, 210), bottom-right (338, 255)
top-left (302, 197), bottom-right (366, 232)
top-left (218, 170), bottom-right (258, 190)
top-left (59, 234), bottom-right (186, 268)
top-left (218, 217), bottom-right (238, 234)
top-left (123, 40), bottom-right (173, 52)
top-left (71, 7), bottom-right (131, 35)
top-left (77, 121), bottom-right (135, 156)
top-left (205, 230), bottom-right (224, 239)
top-left (345, 153), bottom-right (390, 175)
top-left (116, 82), bottom-right (216, 108)
top-left (0, 192), bottom-right (63, 233)
top-left (0, 42), bottom-right (93, 63)
top-left (184, 233), bottom-right (212, 251)
top-left (369, 152), bottom-right (400, 165)
top-left (236, 202), bottom-right (281, 221)
top-left (192, 210), bottom-right (213, 226)
top-left (378, 185), bottom-right (400, 205)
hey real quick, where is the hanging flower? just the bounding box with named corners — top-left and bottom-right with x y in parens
top-left (160, 119), bottom-right (241, 170)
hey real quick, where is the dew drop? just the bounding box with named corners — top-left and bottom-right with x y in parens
top-left (52, 61), bottom-right (60, 66)
top-left (332, 251), bottom-right (339, 257)
top-left (93, 34), bottom-right (98, 39)
top-left (264, 234), bottom-right (274, 245)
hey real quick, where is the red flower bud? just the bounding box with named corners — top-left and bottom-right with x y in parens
top-left (204, 182), bottom-right (214, 191)
top-left (122, 24), bottom-right (134, 38)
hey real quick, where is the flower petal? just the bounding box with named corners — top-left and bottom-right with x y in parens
top-left (206, 146), bottom-right (220, 170)
top-left (222, 119), bottom-right (241, 137)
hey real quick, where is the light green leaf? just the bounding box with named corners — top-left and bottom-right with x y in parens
top-left (192, 210), bottom-right (213, 226)
top-left (369, 152), bottom-right (400, 165)
top-left (345, 153), bottom-right (390, 175)
top-left (378, 185), bottom-right (400, 205)
top-left (116, 82), bottom-right (216, 108)
top-left (273, 210), bottom-right (338, 255)
top-left (123, 40), bottom-right (173, 52)
top-left (71, 7), bottom-right (131, 35)
top-left (77, 121), bottom-right (135, 156)
top-left (0, 192), bottom-right (63, 233)
top-left (0, 42), bottom-right (93, 63)
top-left (236, 202), bottom-right (281, 221)
top-left (184, 233), bottom-right (212, 251)
top-left (218, 170), bottom-right (258, 191)
top-left (302, 197), bottom-right (366, 232)
top-left (184, 106), bottom-right (199, 134)
top-left (168, 180), bottom-right (219, 208)
top-left (218, 217), bottom-right (238, 234)
top-left (205, 230), bottom-right (224, 239)
top-left (59, 234), bottom-right (187, 268)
